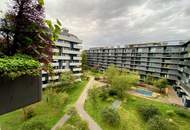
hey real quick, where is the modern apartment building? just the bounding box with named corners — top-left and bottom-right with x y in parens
top-left (42, 29), bottom-right (82, 88)
top-left (87, 40), bottom-right (190, 106)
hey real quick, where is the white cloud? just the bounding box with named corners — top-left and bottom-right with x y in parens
top-left (1, 0), bottom-right (190, 49)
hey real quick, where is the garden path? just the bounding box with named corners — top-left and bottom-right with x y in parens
top-left (75, 76), bottom-right (102, 130)
top-left (51, 76), bottom-right (102, 130)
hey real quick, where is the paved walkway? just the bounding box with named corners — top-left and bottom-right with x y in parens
top-left (51, 114), bottom-right (71, 130)
top-left (75, 77), bottom-right (102, 130)
top-left (51, 77), bottom-right (102, 130)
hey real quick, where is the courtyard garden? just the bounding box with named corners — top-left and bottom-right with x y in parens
top-left (58, 107), bottom-right (89, 130)
top-left (0, 75), bottom-right (88, 130)
top-left (84, 65), bottom-right (190, 130)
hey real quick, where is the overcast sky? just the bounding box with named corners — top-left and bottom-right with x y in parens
top-left (0, 0), bottom-right (190, 49)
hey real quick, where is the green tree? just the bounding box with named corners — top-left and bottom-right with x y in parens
top-left (104, 65), bottom-right (119, 84)
top-left (101, 107), bottom-right (120, 126)
top-left (81, 50), bottom-right (88, 71)
top-left (147, 116), bottom-right (179, 130)
top-left (144, 75), bottom-right (155, 85)
top-left (111, 73), bottom-right (139, 98)
top-left (154, 78), bottom-right (168, 93)
top-left (59, 71), bottom-right (76, 91)
top-left (104, 65), bottom-right (139, 98)
top-left (188, 48), bottom-right (190, 57)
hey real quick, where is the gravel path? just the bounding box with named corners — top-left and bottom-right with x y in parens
top-left (51, 77), bottom-right (102, 130)
top-left (51, 114), bottom-right (71, 130)
top-left (75, 77), bottom-right (102, 130)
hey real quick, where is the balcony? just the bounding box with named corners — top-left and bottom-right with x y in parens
top-left (63, 50), bottom-right (80, 54)
top-left (55, 42), bottom-right (70, 47)
top-left (49, 75), bottom-right (60, 80)
top-left (42, 77), bottom-right (46, 81)
top-left (70, 62), bottom-right (82, 66)
top-left (62, 63), bottom-right (67, 66)
top-left (51, 62), bottom-right (59, 67)
top-left (74, 44), bottom-right (82, 49)
top-left (73, 73), bottom-right (83, 77)
top-left (53, 56), bottom-right (70, 60)
top-left (184, 67), bottom-right (190, 74)
top-left (184, 53), bottom-right (190, 58)
top-left (53, 48), bottom-right (59, 53)
top-left (73, 68), bottom-right (82, 71)
top-left (54, 69), bottom-right (70, 73)
top-left (73, 57), bottom-right (82, 60)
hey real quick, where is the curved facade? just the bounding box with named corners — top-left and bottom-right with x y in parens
top-left (42, 29), bottom-right (82, 88)
top-left (87, 40), bottom-right (190, 104)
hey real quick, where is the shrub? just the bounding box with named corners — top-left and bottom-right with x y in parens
top-left (58, 124), bottom-right (76, 130)
top-left (88, 87), bottom-right (99, 105)
top-left (94, 76), bottom-right (100, 80)
top-left (0, 54), bottom-right (40, 79)
top-left (46, 89), bottom-right (68, 108)
top-left (166, 110), bottom-right (175, 117)
top-left (175, 109), bottom-right (190, 118)
top-left (109, 88), bottom-right (118, 97)
top-left (101, 107), bottom-right (120, 126)
top-left (59, 71), bottom-right (76, 91)
top-left (23, 107), bottom-right (36, 121)
top-left (74, 120), bottom-right (88, 130)
top-left (99, 87), bottom-right (110, 101)
top-left (153, 78), bottom-right (168, 93)
top-left (67, 107), bottom-right (77, 116)
top-left (147, 116), bottom-right (179, 130)
top-left (22, 119), bottom-right (48, 130)
top-left (138, 105), bottom-right (160, 121)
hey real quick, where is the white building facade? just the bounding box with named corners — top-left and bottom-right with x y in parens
top-left (42, 29), bottom-right (82, 88)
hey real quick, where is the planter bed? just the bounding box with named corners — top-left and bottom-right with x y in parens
top-left (0, 76), bottom-right (42, 115)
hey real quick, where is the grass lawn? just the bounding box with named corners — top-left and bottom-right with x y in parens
top-left (86, 70), bottom-right (103, 77)
top-left (0, 80), bottom-right (88, 130)
top-left (59, 109), bottom-right (89, 130)
top-left (84, 95), bottom-right (190, 130)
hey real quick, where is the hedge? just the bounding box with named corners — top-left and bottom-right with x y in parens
top-left (0, 54), bottom-right (40, 79)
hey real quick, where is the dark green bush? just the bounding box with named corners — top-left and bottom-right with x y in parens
top-left (88, 87), bottom-right (99, 105)
top-left (101, 107), bottom-right (120, 126)
top-left (175, 109), bottom-right (190, 118)
top-left (58, 124), bottom-right (76, 130)
top-left (59, 71), bottom-right (76, 91)
top-left (99, 87), bottom-right (110, 101)
top-left (147, 116), bottom-right (179, 130)
top-left (0, 54), bottom-right (40, 79)
top-left (22, 120), bottom-right (48, 130)
top-left (109, 88), bottom-right (119, 97)
top-left (23, 107), bottom-right (36, 120)
top-left (67, 107), bottom-right (77, 116)
top-left (46, 89), bottom-right (68, 108)
top-left (94, 76), bottom-right (100, 80)
top-left (138, 105), bottom-right (160, 121)
top-left (166, 110), bottom-right (175, 117)
top-left (74, 120), bottom-right (89, 130)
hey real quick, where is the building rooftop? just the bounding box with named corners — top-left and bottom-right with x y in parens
top-left (89, 40), bottom-right (190, 50)
top-left (59, 28), bottom-right (82, 43)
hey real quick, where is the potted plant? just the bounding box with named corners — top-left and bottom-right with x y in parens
top-left (0, 0), bottom-right (61, 115)
top-left (0, 54), bottom-right (42, 115)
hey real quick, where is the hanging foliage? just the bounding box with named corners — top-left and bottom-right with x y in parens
top-left (0, 0), bottom-right (61, 66)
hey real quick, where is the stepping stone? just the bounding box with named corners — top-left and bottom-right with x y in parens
top-left (112, 100), bottom-right (121, 110)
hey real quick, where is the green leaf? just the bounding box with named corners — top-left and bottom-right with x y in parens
top-left (38, 0), bottom-right (44, 6)
top-left (45, 20), bottom-right (54, 31)
top-left (56, 19), bottom-right (62, 26)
